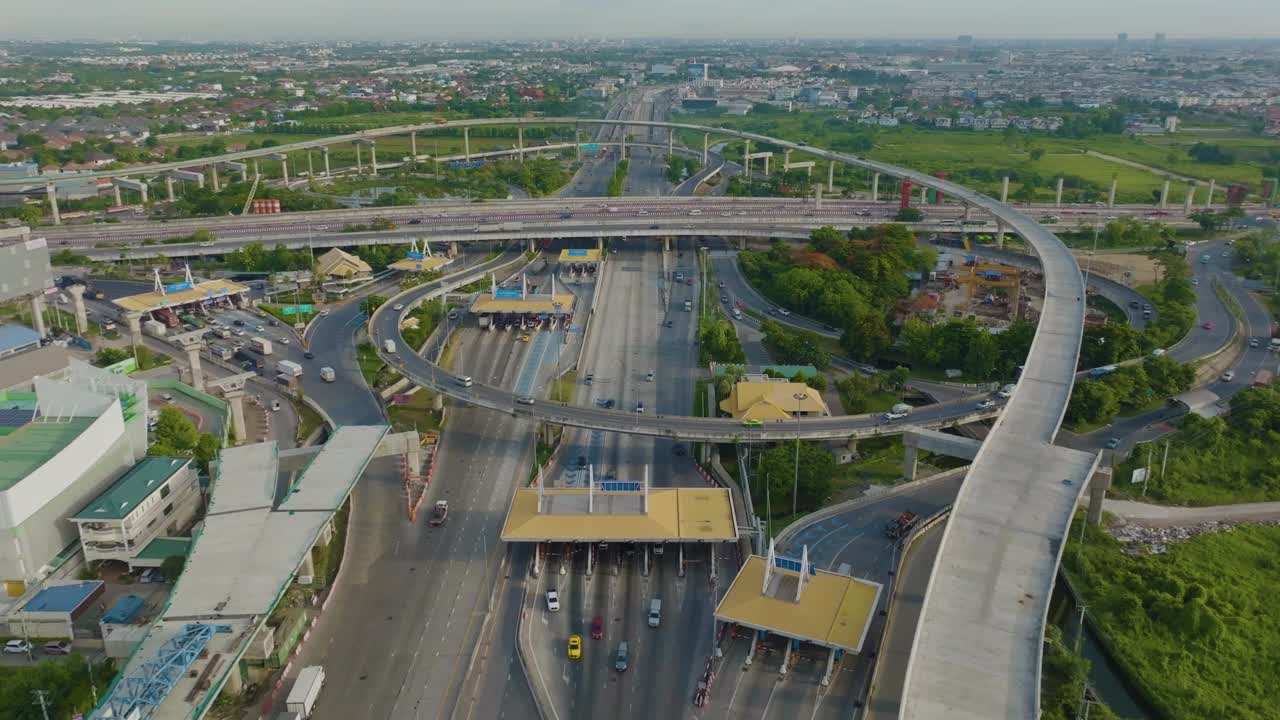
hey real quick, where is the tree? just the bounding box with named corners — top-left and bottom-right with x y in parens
top-left (17, 204), bottom-right (42, 227)
top-left (755, 442), bottom-right (837, 515)
top-left (93, 347), bottom-right (130, 367)
top-left (894, 207), bottom-right (923, 222)
top-left (152, 406), bottom-right (197, 452)
top-left (1030, 148), bottom-right (1046, 161)
top-left (160, 555), bottom-right (186, 581)
top-left (193, 432), bottom-right (222, 474)
top-left (1066, 380), bottom-right (1119, 426)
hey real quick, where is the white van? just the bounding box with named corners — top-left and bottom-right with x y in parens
top-left (648, 598), bottom-right (661, 628)
top-left (383, 339), bottom-right (396, 353)
top-left (458, 376), bottom-right (474, 387)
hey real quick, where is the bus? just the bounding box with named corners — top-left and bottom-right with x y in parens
top-left (208, 344), bottom-right (233, 361)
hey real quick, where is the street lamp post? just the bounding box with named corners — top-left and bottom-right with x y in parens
top-left (792, 392), bottom-right (808, 516)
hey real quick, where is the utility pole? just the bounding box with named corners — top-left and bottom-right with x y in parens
top-left (1160, 440), bottom-right (1170, 480)
top-left (32, 690), bottom-right (52, 720)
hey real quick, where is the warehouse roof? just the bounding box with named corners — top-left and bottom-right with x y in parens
top-left (471, 293), bottom-right (577, 315)
top-left (500, 487), bottom-right (736, 542)
top-left (0, 417), bottom-right (94, 490)
top-left (112, 279), bottom-right (250, 313)
top-left (70, 456), bottom-right (191, 521)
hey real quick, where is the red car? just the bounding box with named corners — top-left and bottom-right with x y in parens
top-left (590, 615), bottom-right (604, 639)
top-left (1201, 321), bottom-right (1215, 330)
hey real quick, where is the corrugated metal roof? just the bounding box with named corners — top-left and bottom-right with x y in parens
top-left (70, 457), bottom-right (191, 521)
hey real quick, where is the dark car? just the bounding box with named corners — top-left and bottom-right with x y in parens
top-left (304, 351), bottom-right (315, 359)
top-left (590, 616), bottom-right (605, 639)
top-left (604, 399), bottom-right (616, 409)
top-left (233, 319), bottom-right (245, 327)
top-left (408, 219), bottom-right (422, 225)
top-left (664, 320), bottom-right (673, 328)
top-left (576, 455), bottom-right (587, 469)
top-left (1105, 437), bottom-right (1121, 450)
top-left (560, 212), bottom-right (574, 219)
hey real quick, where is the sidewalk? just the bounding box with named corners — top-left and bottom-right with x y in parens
top-left (1098, 497), bottom-right (1280, 527)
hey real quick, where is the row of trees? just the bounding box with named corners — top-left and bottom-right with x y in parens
top-left (225, 241), bottom-right (315, 273)
top-left (1066, 355), bottom-right (1195, 428)
top-left (759, 319), bottom-right (832, 369)
top-left (698, 315), bottom-right (746, 365)
top-left (147, 405), bottom-right (223, 474)
top-left (898, 317), bottom-right (1036, 381)
top-left (0, 654), bottom-right (116, 720)
top-left (665, 154), bottom-right (701, 184)
top-left (606, 159), bottom-right (629, 197)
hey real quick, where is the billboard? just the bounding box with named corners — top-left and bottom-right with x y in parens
top-left (566, 249), bottom-right (588, 257)
top-left (0, 235), bottom-right (54, 304)
top-left (281, 305), bottom-right (314, 315)
top-left (165, 282), bottom-right (192, 293)
top-left (495, 289), bottom-right (522, 299)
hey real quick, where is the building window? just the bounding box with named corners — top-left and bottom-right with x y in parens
top-left (163, 503), bottom-right (174, 516)
top-left (160, 484), bottom-right (171, 500)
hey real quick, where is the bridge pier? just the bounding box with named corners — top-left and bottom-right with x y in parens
top-left (528, 237), bottom-right (537, 253)
top-left (410, 132), bottom-right (417, 168)
top-left (1000, 176), bottom-right (1009, 204)
top-left (68, 285), bottom-right (87, 335)
top-left (846, 436), bottom-right (858, 456)
top-left (903, 443), bottom-right (920, 482)
top-left (517, 127), bottom-right (524, 163)
top-left (821, 647), bottom-right (836, 686)
top-left (596, 237), bottom-right (603, 252)
top-left (827, 161), bottom-right (834, 193)
top-left (667, 133), bottom-right (673, 158)
top-left (586, 543), bottom-right (594, 578)
top-left (1205, 178), bottom-right (1215, 208)
top-left (745, 631), bottom-right (757, 666)
top-left (1055, 177), bottom-right (1064, 207)
top-left (996, 220), bottom-right (1006, 249)
top-left (744, 140), bottom-right (751, 178)
top-left (280, 157), bottom-right (289, 185)
top-left (253, 160), bottom-right (260, 182)
top-left (920, 184), bottom-right (928, 204)
top-left (432, 393), bottom-right (443, 412)
top-left (448, 241), bottom-right (458, 258)
top-left (464, 127), bottom-right (471, 161)
top-left (126, 312), bottom-right (142, 345)
top-left (46, 183), bottom-right (60, 225)
top-left (738, 237), bottom-right (747, 251)
top-left (703, 133), bottom-right (709, 165)
top-left (678, 542), bottom-right (685, 577)
top-left (323, 147), bottom-right (331, 177)
top-left (642, 543), bottom-right (650, 577)
top-left (29, 295), bottom-right (46, 339)
top-left (532, 543), bottom-right (542, 578)
top-left (369, 142), bottom-right (378, 176)
top-left (1086, 466), bottom-right (1113, 527)
top-left (1159, 180), bottom-right (1170, 209)
top-left (1108, 178), bottom-right (1117, 208)
top-left (355, 143), bottom-right (363, 174)
top-left (871, 172), bottom-right (879, 202)
top-left (780, 640), bottom-right (792, 676)
top-left (664, 236), bottom-right (671, 253)
top-left (1184, 184), bottom-right (1195, 213)
top-left (184, 344), bottom-right (205, 392)
top-left (210, 165), bottom-right (220, 192)
top-left (222, 661), bottom-right (244, 695)
top-left (815, 185), bottom-right (823, 209)
top-left (166, 176), bottom-right (176, 202)
top-left (224, 389), bottom-right (246, 446)
top-left (307, 151), bottom-right (314, 179)
top-left (113, 185), bottom-right (122, 207)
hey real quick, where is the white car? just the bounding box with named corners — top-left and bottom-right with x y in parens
top-left (3, 639), bottom-right (31, 654)
top-left (545, 589), bottom-right (561, 612)
top-left (998, 384), bottom-right (1016, 399)
top-left (883, 410), bottom-right (909, 422)
top-left (976, 399), bottom-right (997, 410)
top-left (1221, 371), bottom-right (1235, 382)
top-left (393, 304), bottom-right (405, 311)
top-left (278, 338), bottom-right (290, 345)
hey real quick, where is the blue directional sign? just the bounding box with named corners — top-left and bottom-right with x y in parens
top-left (580, 143), bottom-right (600, 152)
top-left (165, 282), bottom-right (192, 293)
top-left (774, 555), bottom-right (817, 575)
top-left (406, 251), bottom-right (425, 260)
top-left (600, 481), bottom-right (641, 492)
top-left (567, 249), bottom-right (588, 257)
top-left (495, 289), bottom-right (522, 299)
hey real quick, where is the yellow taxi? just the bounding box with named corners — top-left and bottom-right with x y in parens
top-left (742, 419), bottom-right (765, 428)
top-left (567, 634), bottom-right (582, 660)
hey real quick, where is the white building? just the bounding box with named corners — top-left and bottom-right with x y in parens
top-left (69, 456), bottom-right (199, 569)
top-left (0, 359), bottom-right (147, 595)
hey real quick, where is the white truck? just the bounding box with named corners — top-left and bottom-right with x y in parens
top-left (383, 339), bottom-right (397, 353)
top-left (320, 367), bottom-right (336, 382)
top-left (249, 336), bottom-right (274, 355)
top-left (277, 360), bottom-right (303, 378)
top-left (285, 666), bottom-right (325, 718)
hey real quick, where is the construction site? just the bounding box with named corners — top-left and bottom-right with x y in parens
top-left (909, 237), bottom-right (1039, 328)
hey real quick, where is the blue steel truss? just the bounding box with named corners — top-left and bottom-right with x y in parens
top-left (599, 481), bottom-right (641, 492)
top-left (101, 623), bottom-right (231, 720)
top-left (774, 555), bottom-right (817, 576)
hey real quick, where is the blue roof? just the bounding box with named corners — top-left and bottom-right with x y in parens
top-left (0, 324), bottom-right (39, 354)
top-left (102, 594), bottom-right (146, 624)
top-left (22, 581), bottom-right (103, 614)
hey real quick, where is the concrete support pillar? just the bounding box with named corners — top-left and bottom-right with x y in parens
top-left (528, 237), bottom-right (537, 253)
top-left (780, 641), bottom-right (792, 676)
top-left (355, 144), bottom-right (363, 174)
top-left (113, 185), bottom-right (123, 207)
top-left (448, 241), bottom-right (459, 258)
top-left (846, 436), bottom-right (858, 456)
top-left (464, 128), bottom-right (471, 161)
top-left (1184, 184), bottom-right (1195, 213)
top-left (221, 663), bottom-right (244, 695)
top-left (280, 158), bottom-right (289, 186)
top-left (127, 313), bottom-right (142, 345)
top-left (140, 183), bottom-right (148, 204)
top-left (1086, 467), bottom-right (1113, 527)
top-left (1108, 178), bottom-right (1117, 208)
top-left (872, 173), bottom-right (880, 203)
top-left (746, 631), bottom-right (757, 666)
top-left (664, 236), bottom-right (672, 253)
top-left (307, 151), bottom-right (314, 179)
top-left (678, 542), bottom-right (685, 577)
top-left (29, 296), bottom-right (46, 339)
top-left (1055, 177), bottom-right (1064, 207)
top-left (903, 443), bottom-right (919, 482)
top-left (68, 286), bottom-right (87, 336)
top-left (620, 133), bottom-right (626, 160)
top-left (667, 133), bottom-right (673, 158)
top-left (744, 140), bottom-right (751, 178)
top-left (410, 132), bottom-right (418, 167)
top-left (432, 393), bottom-right (444, 411)
top-left (46, 183), bottom-right (60, 225)
top-left (827, 161), bottom-right (834, 193)
top-left (738, 237), bottom-right (747, 251)
top-left (996, 220), bottom-right (1006, 249)
top-left (702, 133), bottom-right (709, 165)
top-left (821, 647), bottom-right (836, 687)
top-left (920, 184), bottom-right (928, 204)
top-left (763, 155), bottom-right (770, 177)
top-left (253, 160), bottom-right (260, 181)
top-left (699, 441), bottom-right (710, 464)
top-left (596, 237), bottom-right (603, 251)
top-left (586, 543), bottom-right (594, 578)
top-left (185, 345), bottom-right (205, 392)
top-left (1205, 179), bottom-right (1215, 208)
top-left (518, 127), bottom-right (525, 163)
top-left (1159, 180), bottom-right (1170, 209)
top-left (226, 391), bottom-right (246, 446)
top-left (642, 542), bottom-right (650, 577)
top-left (963, 203), bottom-right (972, 222)
top-left (1000, 176), bottom-right (1010, 204)
top-left (815, 185), bottom-right (823, 210)
top-left (323, 147), bottom-right (331, 177)
top-left (369, 143), bottom-right (378, 176)
top-left (166, 176), bottom-right (176, 203)
top-left (211, 166), bottom-right (220, 192)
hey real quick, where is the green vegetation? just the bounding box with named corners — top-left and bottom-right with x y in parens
top-left (94, 345), bottom-right (169, 371)
top-left (698, 313), bottom-right (746, 365)
top-left (725, 170), bottom-right (815, 198)
top-left (759, 319), bottom-right (831, 369)
top-left (1063, 516), bottom-right (1280, 720)
top-left (1065, 355), bottom-right (1195, 430)
top-left (739, 226), bottom-right (933, 363)
top-left (355, 341), bottom-right (398, 389)
top-left (552, 370), bottom-right (577, 404)
top-left (898, 317), bottom-right (1035, 382)
top-left (399, 301), bottom-right (446, 350)
top-left (752, 441), bottom-right (837, 518)
top-left (387, 390), bottom-right (443, 434)
top-left (51, 249), bottom-right (91, 266)
top-left (319, 158), bottom-right (573, 202)
top-left (225, 241), bottom-right (314, 273)
top-left (173, 181), bottom-right (341, 217)
top-left (894, 207), bottom-right (923, 222)
top-left (829, 436), bottom-right (908, 494)
top-left (606, 159), bottom-right (629, 197)
top-left (1112, 385), bottom-right (1280, 505)
top-left (836, 370), bottom-right (903, 415)
top-left (293, 398), bottom-right (325, 443)
top-left (1057, 217), bottom-right (1178, 251)
top-left (1135, 250), bottom-right (1198, 350)
top-left (147, 406), bottom-right (222, 474)
top-left (260, 304), bottom-right (314, 324)
top-left (1229, 231), bottom-right (1280, 292)
top-left (665, 154), bottom-right (701, 184)
top-left (341, 217), bottom-right (397, 233)
top-left (0, 655), bottom-right (116, 720)
top-left (1040, 625), bottom-right (1119, 720)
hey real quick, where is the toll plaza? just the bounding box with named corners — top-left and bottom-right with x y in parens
top-left (558, 247), bottom-right (601, 282)
top-left (113, 267), bottom-right (250, 344)
top-left (714, 539), bottom-right (883, 686)
top-left (500, 466), bottom-right (738, 577)
top-left (469, 272), bottom-right (577, 331)
top-left (389, 238), bottom-right (454, 274)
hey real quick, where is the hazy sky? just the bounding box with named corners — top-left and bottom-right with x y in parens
top-left (5, 0), bottom-right (1280, 41)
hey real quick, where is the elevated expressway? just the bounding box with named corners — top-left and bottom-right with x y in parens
top-left (27, 116), bottom-right (1091, 718)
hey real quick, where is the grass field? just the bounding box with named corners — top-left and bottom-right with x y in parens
top-left (387, 389), bottom-right (443, 434)
top-left (682, 112), bottom-right (1280, 203)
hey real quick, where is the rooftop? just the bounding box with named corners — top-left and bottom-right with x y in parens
top-left (316, 247), bottom-right (372, 278)
top-left (133, 536), bottom-right (193, 562)
top-left (388, 256), bottom-right (452, 273)
top-left (21, 580), bottom-right (104, 614)
top-left (0, 324), bottom-right (40, 354)
top-left (500, 486), bottom-right (736, 542)
top-left (112, 279), bottom-right (249, 314)
top-left (719, 379), bottom-right (830, 421)
top-left (558, 248), bottom-right (602, 263)
top-left (70, 456), bottom-right (191, 521)
top-left (715, 556), bottom-right (882, 652)
top-left (0, 417), bottom-right (94, 490)
top-left (471, 293), bottom-right (577, 316)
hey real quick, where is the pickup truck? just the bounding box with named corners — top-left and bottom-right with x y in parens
top-left (428, 500), bottom-right (448, 527)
